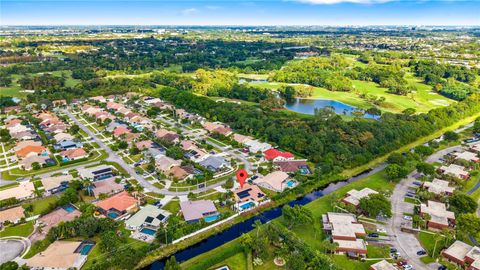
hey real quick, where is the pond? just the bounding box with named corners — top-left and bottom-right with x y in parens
top-left (284, 98), bottom-right (380, 119)
top-left (145, 164), bottom-right (386, 270)
top-left (239, 78), bottom-right (268, 84)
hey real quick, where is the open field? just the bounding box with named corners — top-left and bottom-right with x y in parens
top-left (246, 77), bottom-right (453, 114)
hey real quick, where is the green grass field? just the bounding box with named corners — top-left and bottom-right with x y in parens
top-left (244, 72), bottom-right (453, 114)
top-left (0, 221), bottom-right (34, 238)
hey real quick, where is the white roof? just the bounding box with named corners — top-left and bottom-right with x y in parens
top-left (420, 200), bottom-right (455, 226)
top-left (41, 175), bottom-right (74, 191)
top-left (423, 179), bottom-right (455, 195)
top-left (125, 204), bottom-right (170, 229)
top-left (333, 238), bottom-right (366, 251)
top-left (326, 212), bottom-right (365, 239)
top-left (343, 188), bottom-right (378, 206)
top-left (439, 164), bottom-right (468, 178)
top-left (443, 240), bottom-right (472, 261)
top-left (453, 151), bottom-right (479, 162)
top-left (370, 260), bottom-right (397, 270)
top-left (0, 181), bottom-right (35, 200)
top-left (254, 171), bottom-right (289, 192)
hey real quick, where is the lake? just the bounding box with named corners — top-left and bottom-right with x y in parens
top-left (284, 98), bottom-right (380, 119)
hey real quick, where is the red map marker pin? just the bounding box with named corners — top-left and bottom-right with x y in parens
top-left (236, 169), bottom-right (248, 188)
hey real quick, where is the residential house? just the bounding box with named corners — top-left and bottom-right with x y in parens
top-left (442, 241), bottom-right (480, 270)
top-left (90, 96), bottom-right (107, 103)
top-left (155, 129), bottom-right (179, 144)
top-left (20, 155), bottom-right (50, 170)
top-left (244, 139), bottom-right (272, 154)
top-left (0, 206), bottom-right (25, 225)
top-left (91, 178), bottom-right (124, 198)
top-left (233, 184), bottom-right (266, 211)
top-left (342, 188), bottom-right (378, 207)
top-left (0, 181), bottom-right (35, 201)
top-left (136, 140), bottom-right (154, 150)
top-left (52, 99), bottom-right (67, 106)
top-left (78, 165), bottom-right (113, 181)
top-left (180, 200), bottom-right (219, 223)
top-left (13, 140), bottom-right (42, 152)
top-left (147, 147), bottom-right (166, 160)
top-left (30, 206), bottom-right (81, 242)
top-left (125, 204), bottom-right (170, 231)
top-left (202, 122), bottom-right (233, 136)
top-left (60, 148), bottom-right (88, 161)
top-left (155, 155), bottom-right (181, 173)
top-left (167, 165), bottom-right (190, 180)
top-left (41, 175), bottom-right (74, 194)
top-left (422, 179), bottom-right (455, 196)
top-left (11, 130), bottom-right (36, 141)
top-left (232, 133), bottom-right (253, 144)
top-left (322, 212), bottom-right (367, 257)
top-left (15, 145), bottom-right (48, 159)
top-left (470, 143), bottom-right (480, 154)
top-left (254, 171), bottom-right (295, 192)
top-left (438, 164), bottom-right (470, 180)
top-left (420, 200), bottom-right (455, 230)
top-left (113, 126), bottom-right (131, 138)
top-left (26, 241), bottom-right (90, 269)
top-left (54, 132), bottom-right (74, 142)
top-left (453, 151), bottom-right (479, 163)
top-left (106, 121), bottom-right (128, 132)
top-left (369, 260), bottom-right (397, 270)
top-left (273, 160), bottom-right (310, 174)
top-left (54, 140), bottom-right (83, 150)
top-left (96, 191), bottom-right (139, 218)
top-left (263, 148), bottom-right (294, 161)
top-left (181, 140), bottom-right (208, 161)
top-left (199, 155), bottom-right (229, 172)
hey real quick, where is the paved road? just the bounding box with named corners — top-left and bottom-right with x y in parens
top-left (0, 237), bottom-right (30, 264)
top-left (425, 145), bottom-right (462, 164)
top-left (387, 172), bottom-right (438, 270)
top-left (64, 110), bottom-right (239, 196)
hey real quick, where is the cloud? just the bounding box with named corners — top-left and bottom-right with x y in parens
top-left (295, 0), bottom-right (394, 4)
top-left (205, 5), bottom-right (222, 10)
top-left (181, 8), bottom-right (199, 16)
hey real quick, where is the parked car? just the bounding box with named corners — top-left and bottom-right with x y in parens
top-left (368, 233), bottom-right (379, 238)
top-left (437, 266), bottom-right (447, 270)
top-left (412, 181), bottom-right (422, 186)
top-left (390, 247), bottom-right (398, 253)
top-left (403, 265), bottom-right (413, 270)
top-left (377, 228), bottom-right (387, 233)
top-left (403, 215), bottom-right (413, 221)
top-left (397, 261), bottom-right (407, 266)
top-left (416, 250), bottom-right (427, 256)
top-left (405, 193), bottom-right (414, 198)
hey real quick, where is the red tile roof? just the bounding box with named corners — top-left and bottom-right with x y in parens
top-left (263, 148), bottom-right (294, 161)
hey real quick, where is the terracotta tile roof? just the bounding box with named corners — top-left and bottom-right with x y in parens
top-left (61, 148), bottom-right (87, 159)
top-left (16, 145), bottom-right (47, 158)
top-left (96, 191), bottom-right (137, 212)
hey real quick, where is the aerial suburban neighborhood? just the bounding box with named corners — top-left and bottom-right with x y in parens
top-left (0, 2), bottom-right (480, 270)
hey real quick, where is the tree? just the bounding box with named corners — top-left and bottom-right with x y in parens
top-left (32, 162), bottom-right (41, 170)
top-left (166, 146), bottom-right (184, 159)
top-left (358, 193), bottom-right (392, 218)
top-left (443, 131), bottom-right (459, 141)
top-left (473, 118), bottom-right (480, 133)
top-left (457, 213), bottom-right (480, 238)
top-left (449, 194), bottom-right (477, 215)
top-left (117, 141), bottom-right (128, 149)
top-left (0, 129), bottom-right (11, 142)
top-left (416, 162), bottom-right (435, 175)
top-left (385, 164), bottom-right (409, 181)
top-left (164, 256), bottom-right (181, 270)
top-left (308, 251), bottom-right (339, 270)
top-left (129, 146), bottom-right (140, 155)
top-left (286, 254), bottom-right (306, 270)
top-left (402, 108), bottom-right (416, 116)
top-left (387, 153), bottom-right (406, 165)
top-left (70, 124), bottom-right (80, 134)
top-left (282, 205), bottom-right (313, 229)
top-left (415, 145), bottom-right (434, 157)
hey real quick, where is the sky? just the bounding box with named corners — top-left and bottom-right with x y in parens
top-left (1, 0), bottom-right (479, 26)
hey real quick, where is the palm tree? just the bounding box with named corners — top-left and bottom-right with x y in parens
top-left (83, 179), bottom-right (94, 197)
top-left (252, 219), bottom-right (262, 237)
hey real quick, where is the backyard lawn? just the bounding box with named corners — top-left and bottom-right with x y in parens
top-left (23, 196), bottom-right (60, 216)
top-left (0, 221), bottom-right (34, 238)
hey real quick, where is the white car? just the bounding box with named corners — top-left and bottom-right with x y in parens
top-left (403, 215), bottom-right (413, 221)
top-left (403, 265), bottom-right (413, 270)
top-left (377, 228), bottom-right (387, 233)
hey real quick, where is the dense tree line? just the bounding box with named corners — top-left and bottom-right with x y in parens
top-left (156, 86), bottom-right (480, 174)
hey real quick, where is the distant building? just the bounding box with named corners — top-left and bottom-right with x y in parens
top-left (273, 160), bottom-right (310, 174)
top-left (263, 148), bottom-right (294, 161)
top-left (26, 241), bottom-right (91, 269)
top-left (369, 260), bottom-right (397, 270)
top-left (0, 181), bottom-right (35, 201)
top-left (453, 151), bottom-right (479, 163)
top-left (199, 155), bottom-right (229, 172)
top-left (0, 206), bottom-right (25, 225)
top-left (95, 191), bottom-right (138, 219)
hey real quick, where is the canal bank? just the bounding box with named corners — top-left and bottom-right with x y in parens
top-left (138, 164), bottom-right (386, 269)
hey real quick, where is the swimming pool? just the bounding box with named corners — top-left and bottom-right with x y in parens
top-left (239, 202), bottom-right (255, 210)
top-left (140, 228), bottom-right (157, 236)
top-left (287, 180), bottom-right (296, 187)
top-left (204, 214), bottom-right (220, 223)
top-left (62, 205), bottom-right (75, 213)
top-left (107, 212), bottom-right (120, 219)
top-left (80, 244), bottom-right (94, 255)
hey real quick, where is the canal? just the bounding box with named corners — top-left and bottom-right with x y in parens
top-left (146, 163), bottom-right (386, 269)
